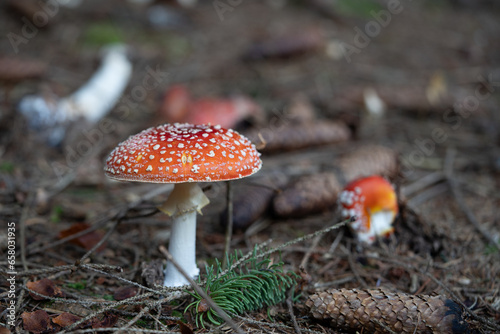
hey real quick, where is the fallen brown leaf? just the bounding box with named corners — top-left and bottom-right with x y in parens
top-left (58, 223), bottom-right (106, 252)
top-left (21, 310), bottom-right (55, 334)
top-left (51, 312), bottom-right (82, 328)
top-left (91, 312), bottom-right (118, 329)
top-left (0, 326), bottom-right (12, 334)
top-left (113, 286), bottom-right (138, 301)
top-left (178, 320), bottom-right (194, 334)
top-left (27, 278), bottom-right (64, 301)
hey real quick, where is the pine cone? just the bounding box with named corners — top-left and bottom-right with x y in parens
top-left (245, 121), bottom-right (351, 153)
top-left (273, 172), bottom-right (341, 217)
top-left (306, 288), bottom-right (474, 333)
top-left (338, 145), bottom-right (397, 183)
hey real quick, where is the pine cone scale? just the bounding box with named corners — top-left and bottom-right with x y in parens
top-left (306, 288), bottom-right (474, 334)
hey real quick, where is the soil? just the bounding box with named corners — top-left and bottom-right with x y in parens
top-left (0, 0), bottom-right (499, 333)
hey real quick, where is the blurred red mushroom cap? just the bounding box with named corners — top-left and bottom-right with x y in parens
top-left (339, 175), bottom-right (398, 244)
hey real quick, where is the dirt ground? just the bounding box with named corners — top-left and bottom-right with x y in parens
top-left (1, 0), bottom-right (499, 333)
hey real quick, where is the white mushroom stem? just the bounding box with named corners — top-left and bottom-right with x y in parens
top-left (18, 44), bottom-right (132, 146)
top-left (356, 210), bottom-right (396, 244)
top-left (370, 210), bottom-right (395, 236)
top-left (63, 44), bottom-right (132, 123)
top-left (158, 182), bottom-right (209, 287)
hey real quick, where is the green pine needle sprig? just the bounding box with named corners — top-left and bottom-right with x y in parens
top-left (185, 247), bottom-right (298, 328)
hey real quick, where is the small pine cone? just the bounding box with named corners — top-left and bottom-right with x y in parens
top-left (338, 145), bottom-right (397, 183)
top-left (306, 288), bottom-right (474, 334)
top-left (245, 121), bottom-right (351, 153)
top-left (222, 173), bottom-right (288, 230)
top-left (273, 172), bottom-right (341, 217)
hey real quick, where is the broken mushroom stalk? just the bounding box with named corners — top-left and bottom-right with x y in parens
top-left (18, 44), bottom-right (132, 146)
top-left (338, 175), bottom-right (398, 245)
top-left (105, 123), bottom-right (262, 287)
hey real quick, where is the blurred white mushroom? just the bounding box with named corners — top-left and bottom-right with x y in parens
top-left (363, 88), bottom-right (386, 116)
top-left (358, 88), bottom-right (387, 140)
top-left (18, 44), bottom-right (132, 146)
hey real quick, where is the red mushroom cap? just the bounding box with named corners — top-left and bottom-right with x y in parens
top-left (339, 175), bottom-right (398, 244)
top-left (161, 85), bottom-right (191, 123)
top-left (105, 123), bottom-right (262, 183)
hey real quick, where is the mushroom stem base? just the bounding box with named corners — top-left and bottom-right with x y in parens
top-left (163, 210), bottom-right (200, 287)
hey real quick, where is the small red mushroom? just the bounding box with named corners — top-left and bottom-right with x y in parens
top-left (338, 175), bottom-right (398, 245)
top-left (161, 85), bottom-right (191, 123)
top-left (160, 85), bottom-right (262, 129)
top-left (184, 96), bottom-right (260, 129)
top-left (105, 123), bottom-right (262, 286)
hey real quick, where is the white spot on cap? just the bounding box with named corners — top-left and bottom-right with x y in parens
top-left (153, 144), bottom-right (160, 150)
top-left (178, 143), bottom-right (184, 148)
top-left (172, 168), bottom-right (178, 174)
top-left (207, 150), bottom-right (215, 157)
top-left (146, 165), bottom-right (153, 172)
top-left (149, 155), bottom-right (155, 159)
top-left (191, 165), bottom-right (200, 173)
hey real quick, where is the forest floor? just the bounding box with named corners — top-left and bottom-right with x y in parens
top-left (0, 0), bottom-right (499, 333)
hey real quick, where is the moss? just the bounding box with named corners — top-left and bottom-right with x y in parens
top-left (0, 161), bottom-right (15, 173)
top-left (83, 22), bottom-right (124, 46)
top-left (334, 0), bottom-right (383, 18)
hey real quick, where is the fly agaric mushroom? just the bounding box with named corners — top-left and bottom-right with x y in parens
top-left (104, 123), bottom-right (262, 287)
top-left (338, 175), bottom-right (398, 245)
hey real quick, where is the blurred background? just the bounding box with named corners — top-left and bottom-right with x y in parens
top-left (0, 0), bottom-right (499, 332)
